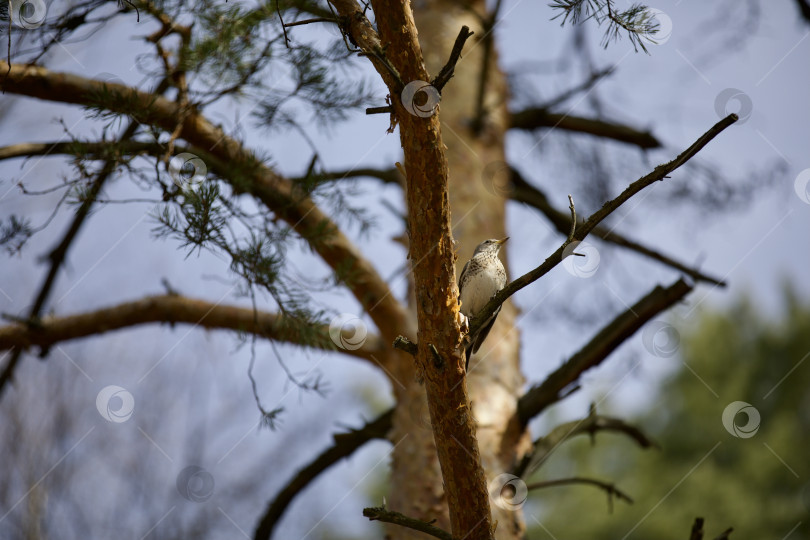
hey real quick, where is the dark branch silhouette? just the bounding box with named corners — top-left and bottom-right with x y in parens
top-left (513, 407), bottom-right (657, 478)
top-left (362, 506), bottom-right (454, 540)
top-left (254, 409), bottom-right (394, 540)
top-left (517, 278), bottom-right (693, 425)
top-left (510, 108), bottom-right (661, 148)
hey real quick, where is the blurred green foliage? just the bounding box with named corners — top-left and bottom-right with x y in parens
top-left (528, 286), bottom-right (810, 538)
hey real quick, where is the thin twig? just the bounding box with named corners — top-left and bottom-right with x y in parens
top-left (566, 194), bottom-right (576, 243)
top-left (362, 506), bottom-right (453, 540)
top-left (513, 408), bottom-right (657, 478)
top-left (358, 48), bottom-right (404, 89)
top-left (431, 26), bottom-right (474, 92)
top-left (276, 0), bottom-right (291, 48)
top-left (526, 476), bottom-right (633, 512)
top-left (393, 335), bottom-right (418, 356)
top-left (283, 17), bottom-right (339, 28)
top-left (508, 167), bottom-right (726, 286)
top-left (469, 114), bottom-right (737, 339)
top-left (540, 66), bottom-right (615, 110)
top-left (366, 105), bottom-right (394, 115)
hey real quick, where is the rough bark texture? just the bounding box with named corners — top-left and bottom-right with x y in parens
top-left (386, 1), bottom-right (530, 539)
top-left (0, 294), bottom-right (386, 361)
top-left (328, 0), bottom-right (499, 537)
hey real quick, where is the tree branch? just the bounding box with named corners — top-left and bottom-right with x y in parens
top-left (513, 408), bottom-right (657, 478)
top-left (328, 0), bottom-right (494, 536)
top-left (469, 0), bottom-right (501, 135)
top-left (362, 506), bottom-right (453, 540)
top-left (526, 476), bottom-right (634, 509)
top-left (0, 85), bottom-right (173, 398)
top-left (507, 167), bottom-right (726, 286)
top-left (253, 408), bottom-right (394, 540)
top-left (0, 62), bottom-right (411, 353)
top-left (509, 108), bottom-right (661, 149)
top-left (469, 114), bottom-right (737, 340)
top-left (517, 277), bottom-right (693, 425)
top-left (431, 26), bottom-right (474, 92)
top-left (307, 163), bottom-right (725, 287)
top-left (0, 140), bottom-right (161, 161)
top-left (0, 294), bottom-right (385, 362)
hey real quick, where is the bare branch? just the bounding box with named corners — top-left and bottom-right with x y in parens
top-left (509, 108), bottom-right (661, 149)
top-left (253, 409), bottom-right (394, 540)
top-left (0, 80), bottom-right (171, 399)
top-left (431, 26), bottom-right (475, 92)
top-left (538, 66), bottom-right (615, 111)
top-left (508, 167), bottom-right (726, 286)
top-left (310, 164), bottom-right (724, 286)
top-left (290, 166), bottom-right (404, 186)
top-left (0, 294), bottom-right (385, 363)
top-left (362, 506), bottom-right (453, 540)
top-left (566, 194), bottom-right (576, 243)
top-left (469, 0), bottom-right (501, 134)
top-left (469, 114), bottom-right (737, 339)
top-left (517, 278), bottom-right (693, 425)
top-left (526, 476), bottom-right (634, 509)
top-left (0, 62), bottom-right (412, 353)
top-left (513, 408), bottom-right (657, 478)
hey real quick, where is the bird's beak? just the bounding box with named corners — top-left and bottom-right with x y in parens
top-left (496, 237), bottom-right (509, 245)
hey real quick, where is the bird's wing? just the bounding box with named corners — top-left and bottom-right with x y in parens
top-left (471, 305), bottom-right (501, 355)
top-left (458, 260), bottom-right (470, 289)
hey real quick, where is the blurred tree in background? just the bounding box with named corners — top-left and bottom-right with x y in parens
top-left (531, 286), bottom-right (810, 539)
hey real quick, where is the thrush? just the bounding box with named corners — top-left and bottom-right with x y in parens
top-left (458, 237), bottom-right (508, 370)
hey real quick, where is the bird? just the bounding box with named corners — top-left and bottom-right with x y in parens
top-left (458, 237), bottom-right (508, 370)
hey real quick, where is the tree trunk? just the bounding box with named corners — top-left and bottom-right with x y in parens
top-left (387, 1), bottom-right (530, 538)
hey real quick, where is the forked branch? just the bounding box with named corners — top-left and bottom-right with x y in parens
top-left (513, 408), bottom-right (657, 478)
top-left (469, 114), bottom-right (737, 338)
